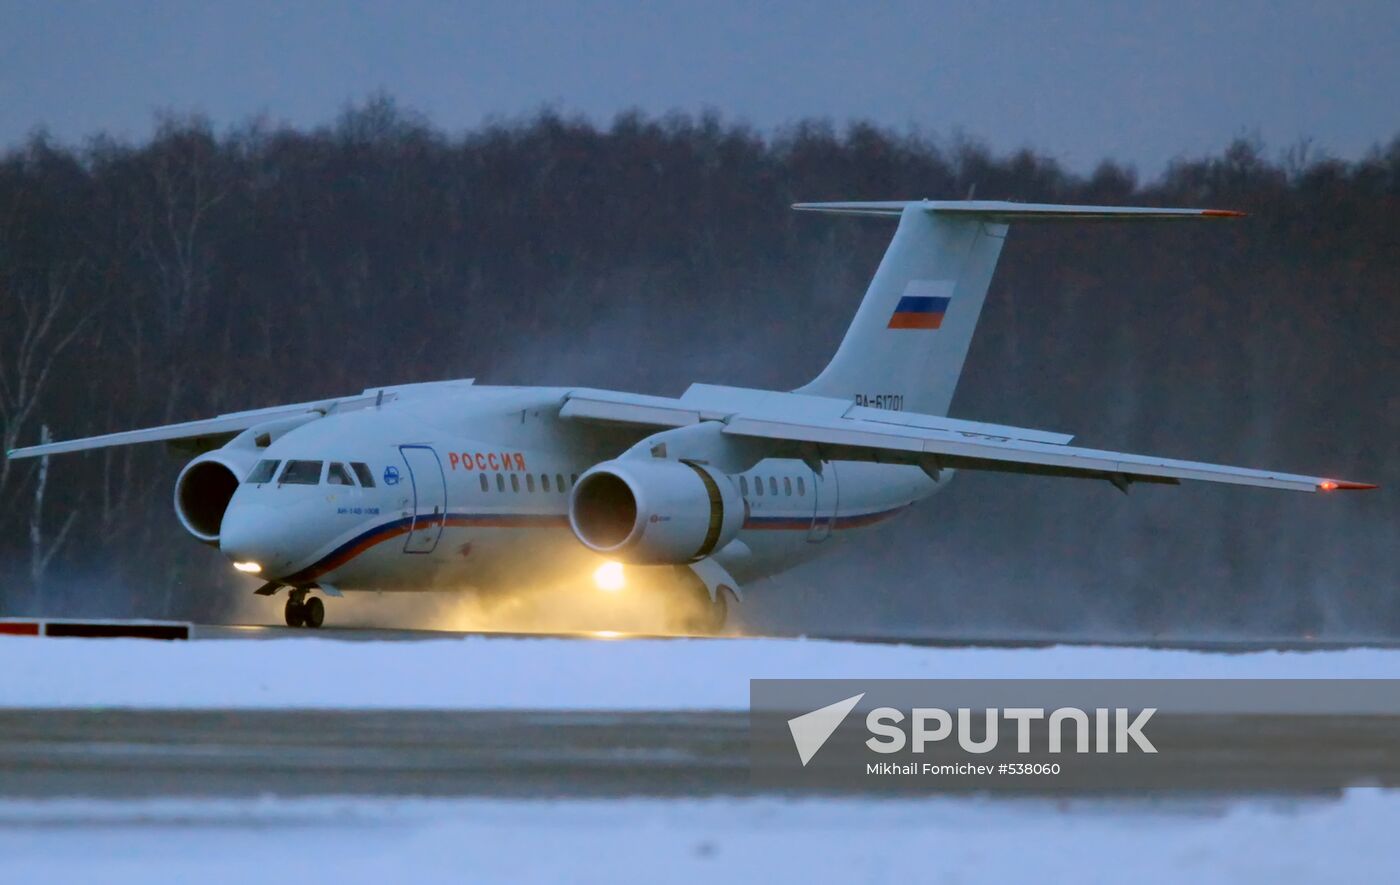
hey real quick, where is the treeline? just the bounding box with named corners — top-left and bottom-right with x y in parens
top-left (1, 98), bottom-right (1396, 633)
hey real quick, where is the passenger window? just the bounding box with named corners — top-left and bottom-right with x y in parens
top-left (797, 477), bottom-right (805, 496)
top-left (479, 473), bottom-right (489, 492)
top-left (496, 473), bottom-right (505, 492)
top-left (246, 459), bottom-right (280, 484)
top-left (351, 462), bottom-right (375, 487)
top-left (739, 476), bottom-right (749, 495)
top-left (327, 463), bottom-right (354, 486)
top-left (542, 473), bottom-right (551, 493)
top-left (557, 473), bottom-right (566, 492)
top-left (526, 474), bottom-right (535, 493)
top-left (769, 477), bottom-right (778, 496)
top-left (280, 460), bottom-right (323, 485)
top-left (755, 475), bottom-right (764, 496)
top-left (511, 474), bottom-right (520, 493)
top-left (784, 477), bottom-right (792, 496)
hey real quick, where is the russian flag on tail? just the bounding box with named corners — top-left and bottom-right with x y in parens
top-left (888, 280), bottom-right (953, 329)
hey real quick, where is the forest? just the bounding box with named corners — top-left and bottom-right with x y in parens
top-left (1, 97), bottom-right (1395, 635)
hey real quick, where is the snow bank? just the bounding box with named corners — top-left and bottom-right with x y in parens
top-left (0, 791), bottom-right (1397, 883)
top-left (2, 634), bottom-right (1398, 709)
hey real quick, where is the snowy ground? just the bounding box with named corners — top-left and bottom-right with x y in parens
top-left (5, 635), bottom-right (1400, 880)
top-left (3, 634), bottom-right (1400, 709)
top-left (1, 791), bottom-right (1398, 883)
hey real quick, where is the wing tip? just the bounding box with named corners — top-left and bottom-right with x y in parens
top-left (1201, 209), bottom-right (1247, 218)
top-left (1318, 480), bottom-right (1377, 492)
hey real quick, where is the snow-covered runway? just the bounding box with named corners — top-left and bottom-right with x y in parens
top-left (4, 633), bottom-right (1400, 880)
top-left (2, 792), bottom-right (1398, 884)
top-left (3, 633), bottom-right (1399, 710)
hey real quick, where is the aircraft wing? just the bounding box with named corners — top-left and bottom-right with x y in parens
top-left (721, 415), bottom-right (1372, 493)
top-left (5, 395), bottom-right (377, 460)
top-left (561, 386), bottom-right (1374, 494)
top-left (7, 378), bottom-right (479, 461)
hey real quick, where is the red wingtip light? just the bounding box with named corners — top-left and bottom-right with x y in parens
top-left (1318, 480), bottom-right (1378, 492)
top-left (1202, 209), bottom-right (1247, 218)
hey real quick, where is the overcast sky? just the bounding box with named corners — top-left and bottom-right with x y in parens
top-left (2, 0), bottom-right (1397, 176)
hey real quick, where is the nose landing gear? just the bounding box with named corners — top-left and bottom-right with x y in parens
top-left (283, 588), bottom-right (325, 629)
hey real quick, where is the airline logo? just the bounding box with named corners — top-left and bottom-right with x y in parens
top-left (888, 280), bottom-right (953, 329)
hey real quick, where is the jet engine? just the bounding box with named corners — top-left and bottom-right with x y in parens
top-left (173, 449), bottom-right (259, 544)
top-left (569, 459), bottom-right (745, 565)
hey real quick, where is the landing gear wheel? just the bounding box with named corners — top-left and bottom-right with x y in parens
top-left (674, 579), bottom-right (730, 636)
top-left (284, 599), bottom-right (306, 628)
top-left (703, 589), bottom-right (730, 634)
top-left (302, 596), bottom-right (325, 629)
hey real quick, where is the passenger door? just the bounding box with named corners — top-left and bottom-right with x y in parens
top-left (807, 462), bottom-right (838, 543)
top-left (399, 445), bottom-right (446, 554)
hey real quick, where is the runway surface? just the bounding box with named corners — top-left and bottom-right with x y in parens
top-left (6, 624), bottom-right (1400, 801)
top-left (193, 622), bottom-right (1400, 652)
top-left (4, 708), bottom-right (1400, 799)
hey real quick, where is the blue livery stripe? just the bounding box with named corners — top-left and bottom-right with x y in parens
top-left (281, 504), bottom-right (912, 585)
top-left (281, 511), bottom-right (569, 584)
top-left (742, 504), bottom-right (909, 531)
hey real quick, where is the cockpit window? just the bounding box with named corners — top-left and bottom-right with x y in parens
top-left (351, 462), bottom-right (375, 488)
top-left (246, 459), bottom-right (281, 484)
top-left (327, 463), bottom-right (354, 486)
top-left (279, 460), bottom-right (323, 485)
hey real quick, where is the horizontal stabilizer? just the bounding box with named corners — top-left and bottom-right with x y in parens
top-left (792, 200), bottom-right (1244, 221)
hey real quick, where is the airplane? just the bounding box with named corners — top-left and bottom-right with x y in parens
top-left (7, 200), bottom-right (1375, 632)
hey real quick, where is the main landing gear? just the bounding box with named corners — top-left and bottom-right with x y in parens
top-left (284, 588), bottom-right (325, 629)
top-left (672, 571), bottom-right (732, 636)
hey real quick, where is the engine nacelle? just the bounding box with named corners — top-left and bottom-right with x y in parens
top-left (569, 459), bottom-right (745, 565)
top-left (173, 449), bottom-right (259, 544)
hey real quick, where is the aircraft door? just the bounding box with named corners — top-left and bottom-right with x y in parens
top-left (399, 445), bottom-right (446, 554)
top-left (807, 461), bottom-right (838, 543)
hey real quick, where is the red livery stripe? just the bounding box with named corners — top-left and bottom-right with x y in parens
top-left (743, 517), bottom-right (814, 531)
top-left (743, 505), bottom-right (910, 531)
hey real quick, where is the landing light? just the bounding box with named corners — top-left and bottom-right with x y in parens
top-left (233, 561), bottom-right (263, 574)
top-left (593, 561), bottom-right (625, 592)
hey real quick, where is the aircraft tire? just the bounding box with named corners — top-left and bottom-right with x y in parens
top-left (702, 591), bottom-right (729, 635)
top-left (677, 584), bottom-right (728, 636)
top-left (302, 596), bottom-right (325, 629)
top-left (284, 599), bottom-right (306, 628)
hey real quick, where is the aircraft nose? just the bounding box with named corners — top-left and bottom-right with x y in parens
top-left (220, 502), bottom-right (297, 576)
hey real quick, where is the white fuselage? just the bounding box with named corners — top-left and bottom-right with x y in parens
top-left (217, 385), bottom-right (945, 594)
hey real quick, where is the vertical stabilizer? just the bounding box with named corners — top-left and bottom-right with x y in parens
top-left (795, 200), bottom-right (1244, 416)
top-left (796, 204), bottom-right (1006, 415)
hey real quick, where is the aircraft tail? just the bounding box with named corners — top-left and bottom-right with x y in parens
top-left (794, 200), bottom-right (1243, 416)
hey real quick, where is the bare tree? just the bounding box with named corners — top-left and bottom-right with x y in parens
top-left (28, 424), bottom-right (77, 591)
top-left (0, 261), bottom-right (94, 512)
